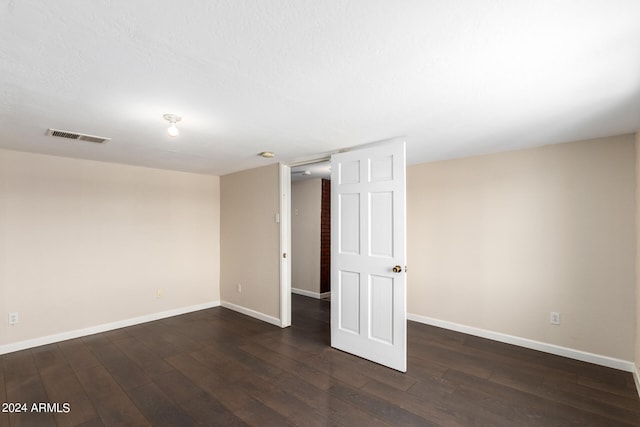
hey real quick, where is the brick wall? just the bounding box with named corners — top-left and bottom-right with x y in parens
top-left (320, 178), bottom-right (331, 293)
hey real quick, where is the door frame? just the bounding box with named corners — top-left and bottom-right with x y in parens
top-left (280, 155), bottom-right (330, 326)
top-left (279, 163), bottom-right (292, 328)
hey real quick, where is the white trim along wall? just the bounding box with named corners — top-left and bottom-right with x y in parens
top-left (291, 288), bottom-right (331, 300)
top-left (0, 301), bottom-right (220, 356)
top-left (408, 313), bottom-right (636, 373)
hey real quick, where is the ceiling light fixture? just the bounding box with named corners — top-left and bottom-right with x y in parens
top-left (260, 151), bottom-right (275, 158)
top-left (163, 114), bottom-right (182, 137)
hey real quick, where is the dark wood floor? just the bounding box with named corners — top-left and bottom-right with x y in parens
top-left (2, 295), bottom-right (640, 426)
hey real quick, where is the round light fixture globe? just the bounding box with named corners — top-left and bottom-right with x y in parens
top-left (163, 114), bottom-right (182, 137)
top-left (167, 123), bottom-right (179, 137)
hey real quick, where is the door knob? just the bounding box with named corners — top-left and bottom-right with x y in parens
top-left (392, 265), bottom-right (402, 273)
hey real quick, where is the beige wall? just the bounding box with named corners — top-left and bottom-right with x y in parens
top-left (291, 179), bottom-right (321, 294)
top-left (407, 135), bottom-right (636, 361)
top-left (636, 131), bottom-right (640, 372)
top-left (0, 149), bottom-right (220, 347)
top-left (220, 164), bottom-right (280, 319)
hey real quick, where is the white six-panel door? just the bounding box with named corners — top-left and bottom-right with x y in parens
top-left (330, 140), bottom-right (406, 372)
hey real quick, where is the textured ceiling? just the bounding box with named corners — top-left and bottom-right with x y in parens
top-left (1, 1), bottom-right (639, 176)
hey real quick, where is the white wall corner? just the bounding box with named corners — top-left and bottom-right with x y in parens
top-left (0, 301), bottom-right (221, 356)
top-left (221, 301), bottom-right (282, 327)
top-left (407, 313), bottom-right (637, 373)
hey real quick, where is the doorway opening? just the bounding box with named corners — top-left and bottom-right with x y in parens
top-left (289, 160), bottom-right (331, 327)
top-left (281, 137), bottom-right (407, 371)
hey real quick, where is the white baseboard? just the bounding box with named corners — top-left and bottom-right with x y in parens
top-left (220, 301), bottom-right (281, 327)
top-left (0, 301), bottom-right (221, 356)
top-left (633, 366), bottom-right (640, 399)
top-left (407, 313), bottom-right (636, 373)
top-left (292, 287), bottom-right (331, 300)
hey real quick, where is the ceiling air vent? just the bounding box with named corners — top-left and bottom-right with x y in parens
top-left (46, 129), bottom-right (111, 144)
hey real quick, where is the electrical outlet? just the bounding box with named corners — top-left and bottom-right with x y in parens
top-left (237, 283), bottom-right (242, 293)
top-left (156, 289), bottom-right (163, 298)
top-left (8, 312), bottom-right (19, 325)
top-left (550, 312), bottom-right (561, 325)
